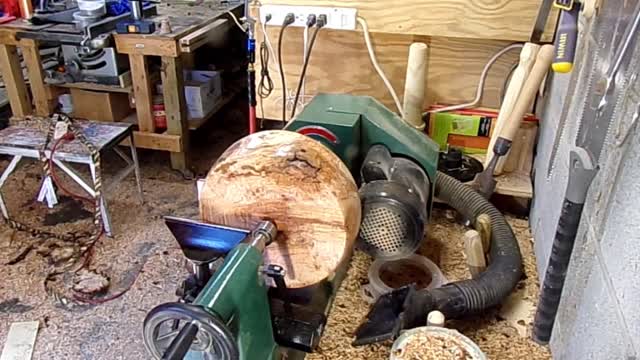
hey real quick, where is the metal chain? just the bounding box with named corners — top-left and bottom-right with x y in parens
top-left (3, 113), bottom-right (104, 306)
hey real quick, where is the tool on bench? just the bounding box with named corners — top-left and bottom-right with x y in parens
top-left (476, 45), bottom-right (554, 198)
top-left (115, 0), bottom-right (155, 34)
top-left (552, 0), bottom-right (580, 73)
top-left (533, 4), bottom-right (640, 344)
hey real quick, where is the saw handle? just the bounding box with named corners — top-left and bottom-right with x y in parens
top-left (552, 5), bottom-right (580, 73)
top-left (500, 45), bottom-right (554, 143)
top-left (532, 199), bottom-right (583, 344)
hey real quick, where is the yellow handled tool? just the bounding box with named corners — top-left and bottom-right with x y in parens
top-left (552, 0), bottom-right (580, 73)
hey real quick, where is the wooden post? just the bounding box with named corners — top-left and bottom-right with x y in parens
top-left (402, 42), bottom-right (428, 130)
top-left (20, 39), bottom-right (51, 116)
top-left (161, 56), bottom-right (189, 172)
top-left (129, 54), bottom-right (155, 133)
top-left (0, 44), bottom-right (31, 117)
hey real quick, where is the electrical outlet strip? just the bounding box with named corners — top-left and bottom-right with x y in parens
top-left (259, 4), bottom-right (357, 30)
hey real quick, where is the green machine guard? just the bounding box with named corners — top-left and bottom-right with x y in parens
top-left (286, 94), bottom-right (440, 215)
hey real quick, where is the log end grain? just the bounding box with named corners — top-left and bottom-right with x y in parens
top-left (200, 130), bottom-right (361, 288)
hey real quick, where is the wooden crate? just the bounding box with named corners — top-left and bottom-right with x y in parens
top-left (70, 88), bottom-right (133, 122)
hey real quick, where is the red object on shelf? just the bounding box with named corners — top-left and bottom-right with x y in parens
top-left (0, 0), bottom-right (21, 17)
top-left (152, 95), bottom-right (167, 131)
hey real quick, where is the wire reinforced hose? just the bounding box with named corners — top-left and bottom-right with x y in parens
top-left (354, 171), bottom-right (524, 344)
top-left (429, 43), bottom-right (524, 114)
top-left (420, 172), bottom-right (523, 318)
top-left (357, 17), bottom-right (404, 115)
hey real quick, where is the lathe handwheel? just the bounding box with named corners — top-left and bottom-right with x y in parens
top-left (143, 302), bottom-right (239, 360)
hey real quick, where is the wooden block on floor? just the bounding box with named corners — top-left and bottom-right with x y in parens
top-left (0, 321), bottom-right (39, 360)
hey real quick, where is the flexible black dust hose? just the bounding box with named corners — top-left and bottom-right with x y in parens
top-left (408, 172), bottom-right (524, 325)
top-left (354, 172), bottom-right (525, 344)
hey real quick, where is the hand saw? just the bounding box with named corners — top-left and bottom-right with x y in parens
top-left (533, 4), bottom-right (640, 345)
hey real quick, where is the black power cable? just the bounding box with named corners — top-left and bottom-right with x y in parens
top-left (258, 15), bottom-right (274, 99)
top-left (258, 42), bottom-right (274, 98)
top-left (277, 13), bottom-right (295, 123)
top-left (290, 15), bottom-right (326, 119)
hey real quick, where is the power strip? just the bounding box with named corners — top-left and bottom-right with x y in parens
top-left (259, 4), bottom-right (357, 30)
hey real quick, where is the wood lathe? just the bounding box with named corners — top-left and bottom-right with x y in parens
top-left (142, 94), bottom-right (523, 359)
top-left (141, 94), bottom-right (441, 359)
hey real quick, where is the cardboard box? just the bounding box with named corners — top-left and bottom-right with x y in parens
top-left (70, 88), bottom-right (132, 122)
top-left (426, 107), bottom-right (537, 154)
top-left (157, 70), bottom-right (222, 120)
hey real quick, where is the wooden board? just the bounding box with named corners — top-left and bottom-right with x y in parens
top-left (259, 0), bottom-right (558, 41)
top-left (0, 44), bottom-right (31, 117)
top-left (161, 56), bottom-right (189, 171)
top-left (120, 131), bottom-right (182, 153)
top-left (256, 26), bottom-right (521, 121)
top-left (200, 131), bottom-right (361, 288)
top-left (20, 39), bottom-right (53, 116)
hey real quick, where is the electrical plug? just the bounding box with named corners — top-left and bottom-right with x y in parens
top-left (283, 13), bottom-right (295, 26)
top-left (317, 14), bottom-right (327, 28)
top-left (306, 14), bottom-right (317, 27)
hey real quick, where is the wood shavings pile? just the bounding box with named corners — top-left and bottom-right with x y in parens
top-left (393, 333), bottom-right (472, 360)
top-left (308, 209), bottom-right (551, 360)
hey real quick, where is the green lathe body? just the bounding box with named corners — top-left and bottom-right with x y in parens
top-left (286, 93), bottom-right (440, 214)
top-left (194, 243), bottom-right (277, 360)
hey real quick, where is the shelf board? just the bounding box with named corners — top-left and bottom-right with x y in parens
top-left (56, 81), bottom-right (132, 94)
top-left (470, 154), bottom-right (533, 198)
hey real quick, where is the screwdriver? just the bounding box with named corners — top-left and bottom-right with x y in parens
top-left (552, 0), bottom-right (580, 73)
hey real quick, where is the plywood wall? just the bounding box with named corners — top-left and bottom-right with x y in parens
top-left (257, 26), bottom-right (522, 121)
top-left (259, 0), bottom-right (557, 41)
top-left (252, 1), bottom-right (557, 121)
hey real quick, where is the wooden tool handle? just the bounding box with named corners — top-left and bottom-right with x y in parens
top-left (402, 42), bottom-right (429, 130)
top-left (485, 43), bottom-right (540, 168)
top-left (464, 230), bottom-right (486, 278)
top-left (501, 45), bottom-right (554, 142)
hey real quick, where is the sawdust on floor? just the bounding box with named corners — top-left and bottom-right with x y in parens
top-left (307, 210), bottom-right (551, 360)
top-left (0, 107), bottom-right (550, 359)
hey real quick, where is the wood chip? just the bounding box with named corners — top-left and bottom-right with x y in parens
top-left (72, 269), bottom-right (109, 295)
top-left (394, 333), bottom-right (472, 360)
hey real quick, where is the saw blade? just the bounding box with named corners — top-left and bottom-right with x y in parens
top-left (546, 16), bottom-right (605, 178)
top-left (575, 2), bottom-right (640, 162)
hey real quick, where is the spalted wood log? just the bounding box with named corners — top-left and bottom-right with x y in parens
top-left (200, 130), bottom-right (361, 288)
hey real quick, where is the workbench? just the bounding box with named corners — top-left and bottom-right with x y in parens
top-left (0, 3), bottom-right (243, 173)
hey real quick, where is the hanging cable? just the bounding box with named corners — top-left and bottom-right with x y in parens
top-left (290, 15), bottom-right (324, 119)
top-left (428, 43), bottom-right (524, 114)
top-left (277, 13), bottom-right (295, 123)
top-left (258, 15), bottom-right (274, 99)
top-left (357, 16), bottom-right (404, 115)
top-left (227, 11), bottom-right (246, 33)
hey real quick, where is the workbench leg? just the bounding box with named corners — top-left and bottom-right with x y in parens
top-left (0, 44), bottom-right (32, 117)
top-left (20, 39), bottom-right (52, 116)
top-left (129, 54), bottom-right (155, 133)
top-left (161, 56), bottom-right (190, 172)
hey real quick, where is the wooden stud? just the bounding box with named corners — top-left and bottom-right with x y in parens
top-left (161, 56), bottom-right (190, 171)
top-left (128, 54), bottom-right (155, 133)
top-left (114, 36), bottom-right (179, 57)
top-left (0, 29), bottom-right (18, 45)
top-left (120, 131), bottom-right (182, 152)
top-left (20, 39), bottom-right (52, 116)
top-left (0, 44), bottom-right (31, 117)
